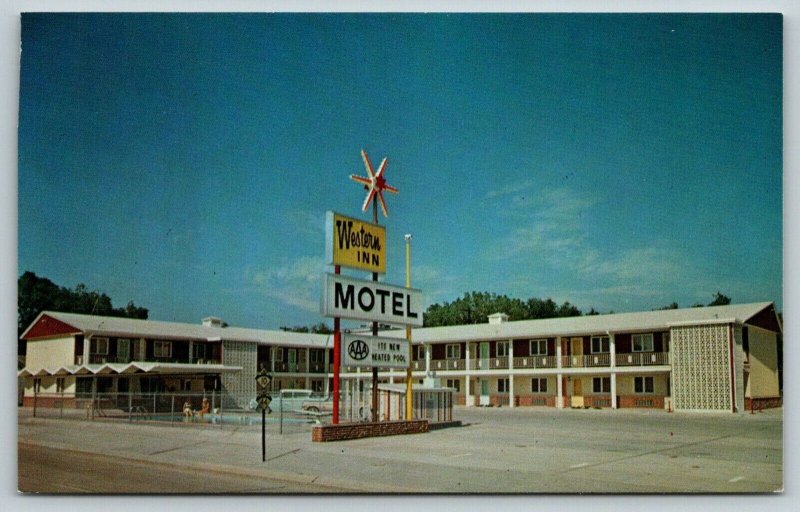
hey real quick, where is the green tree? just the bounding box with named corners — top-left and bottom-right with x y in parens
top-left (18, 271), bottom-right (149, 353)
top-left (708, 292), bottom-right (731, 306)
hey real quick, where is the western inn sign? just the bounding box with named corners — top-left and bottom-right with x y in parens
top-left (325, 211), bottom-right (386, 274)
top-left (321, 273), bottom-right (423, 327)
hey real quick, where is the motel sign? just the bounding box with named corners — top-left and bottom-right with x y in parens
top-left (321, 273), bottom-right (423, 327)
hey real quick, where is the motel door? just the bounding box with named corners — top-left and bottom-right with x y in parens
top-left (117, 338), bottom-right (130, 364)
top-left (571, 378), bottom-right (584, 408)
top-left (479, 342), bottom-right (490, 370)
top-left (288, 349), bottom-right (297, 372)
top-left (571, 337), bottom-right (583, 367)
top-left (479, 379), bottom-right (490, 406)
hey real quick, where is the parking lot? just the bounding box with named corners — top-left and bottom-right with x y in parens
top-left (17, 405), bottom-right (783, 493)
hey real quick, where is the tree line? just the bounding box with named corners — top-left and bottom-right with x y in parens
top-left (422, 291), bottom-right (733, 327)
top-left (18, 271), bottom-right (149, 341)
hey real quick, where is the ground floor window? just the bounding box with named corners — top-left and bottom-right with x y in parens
top-left (311, 379), bottom-right (324, 393)
top-left (531, 378), bottom-right (548, 393)
top-left (76, 377), bottom-right (92, 397)
top-left (593, 377), bottom-right (611, 393)
top-left (498, 378), bottom-right (510, 393)
top-left (446, 378), bottom-right (460, 392)
top-left (634, 376), bottom-right (654, 394)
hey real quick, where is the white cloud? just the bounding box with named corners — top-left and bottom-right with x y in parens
top-left (484, 179), bottom-right (535, 199)
top-left (248, 255), bottom-right (324, 313)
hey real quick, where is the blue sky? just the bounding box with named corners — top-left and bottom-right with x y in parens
top-left (18, 13), bottom-right (783, 330)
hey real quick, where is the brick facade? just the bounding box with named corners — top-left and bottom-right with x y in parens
top-left (312, 419), bottom-right (429, 442)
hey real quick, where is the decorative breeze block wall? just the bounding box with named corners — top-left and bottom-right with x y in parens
top-left (671, 324), bottom-right (731, 411)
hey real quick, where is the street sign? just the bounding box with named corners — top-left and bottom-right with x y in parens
top-left (321, 273), bottom-right (423, 327)
top-left (341, 334), bottom-right (410, 369)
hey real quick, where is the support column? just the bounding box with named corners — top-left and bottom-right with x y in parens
top-left (83, 336), bottom-right (91, 365)
top-left (323, 347), bottom-right (330, 396)
top-left (556, 338), bottom-right (564, 409)
top-left (465, 342), bottom-right (472, 407)
top-left (508, 339), bottom-right (514, 408)
top-left (425, 344), bottom-right (431, 375)
top-left (305, 348), bottom-right (311, 389)
top-left (609, 332), bottom-right (617, 409)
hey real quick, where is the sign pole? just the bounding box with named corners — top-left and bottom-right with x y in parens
top-left (261, 408), bottom-right (266, 461)
top-left (405, 234), bottom-right (413, 421)
top-left (333, 265), bottom-right (341, 425)
top-left (371, 200), bottom-right (379, 422)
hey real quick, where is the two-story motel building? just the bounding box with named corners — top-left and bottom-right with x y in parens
top-left (19, 301), bottom-right (781, 413)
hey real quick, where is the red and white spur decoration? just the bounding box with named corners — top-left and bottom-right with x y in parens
top-left (349, 149), bottom-right (399, 217)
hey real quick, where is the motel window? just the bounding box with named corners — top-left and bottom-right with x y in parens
top-left (635, 376), bottom-right (655, 394)
top-left (529, 339), bottom-right (548, 356)
top-left (498, 378), bottom-right (510, 393)
top-left (76, 377), bottom-right (92, 397)
top-left (275, 347), bottom-right (284, 362)
top-left (311, 380), bottom-right (324, 393)
top-left (531, 378), bottom-right (548, 393)
top-left (56, 378), bottom-right (65, 393)
top-left (591, 336), bottom-right (610, 354)
top-left (496, 341), bottom-right (509, 358)
top-left (90, 337), bottom-right (109, 355)
top-left (446, 379), bottom-right (460, 392)
top-left (154, 341), bottom-right (172, 358)
top-left (33, 378), bottom-right (41, 393)
top-left (310, 349), bottom-right (323, 364)
top-left (446, 344), bottom-right (461, 360)
top-left (193, 344), bottom-right (206, 361)
top-left (633, 334), bottom-right (654, 353)
top-left (415, 345), bottom-right (425, 360)
top-left (593, 377), bottom-right (611, 394)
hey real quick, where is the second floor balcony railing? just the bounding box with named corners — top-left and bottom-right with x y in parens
top-left (561, 354), bottom-right (611, 368)
top-left (513, 355), bottom-right (558, 369)
top-left (615, 352), bottom-right (669, 366)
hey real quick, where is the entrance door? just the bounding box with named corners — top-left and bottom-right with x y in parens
top-left (288, 349), bottom-right (297, 373)
top-left (479, 342), bottom-right (490, 369)
top-left (479, 379), bottom-right (490, 406)
top-left (117, 339), bottom-right (130, 364)
top-left (571, 337), bottom-right (584, 367)
top-left (571, 379), bottom-right (584, 408)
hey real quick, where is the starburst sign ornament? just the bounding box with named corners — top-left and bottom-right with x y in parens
top-left (349, 149), bottom-right (398, 218)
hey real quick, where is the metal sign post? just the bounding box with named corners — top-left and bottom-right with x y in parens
top-left (255, 367), bottom-right (272, 462)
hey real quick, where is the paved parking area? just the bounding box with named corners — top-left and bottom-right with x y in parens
top-left (17, 405), bottom-right (783, 493)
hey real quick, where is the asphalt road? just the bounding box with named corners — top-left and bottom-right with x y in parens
top-left (18, 443), bottom-right (349, 494)
top-left (16, 405), bottom-right (784, 494)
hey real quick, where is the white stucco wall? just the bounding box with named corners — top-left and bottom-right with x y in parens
top-left (26, 336), bottom-right (75, 368)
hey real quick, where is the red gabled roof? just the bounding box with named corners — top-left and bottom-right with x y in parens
top-left (22, 313), bottom-right (82, 340)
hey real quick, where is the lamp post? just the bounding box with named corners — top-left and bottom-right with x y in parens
top-left (405, 234), bottom-right (413, 421)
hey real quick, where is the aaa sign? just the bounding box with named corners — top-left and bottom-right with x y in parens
top-left (341, 334), bottom-right (409, 369)
top-left (321, 273), bottom-right (423, 327)
top-left (325, 211), bottom-right (386, 274)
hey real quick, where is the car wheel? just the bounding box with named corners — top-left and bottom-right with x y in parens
top-left (307, 406), bottom-right (319, 413)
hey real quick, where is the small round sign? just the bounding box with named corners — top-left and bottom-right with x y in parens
top-left (347, 338), bottom-right (369, 360)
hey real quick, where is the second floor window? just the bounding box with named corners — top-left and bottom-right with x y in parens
top-left (633, 334), bottom-right (654, 352)
top-left (90, 337), bottom-right (109, 355)
top-left (310, 349), bottom-right (323, 363)
top-left (154, 341), bottom-right (172, 358)
top-left (275, 347), bottom-right (284, 362)
top-left (496, 341), bottom-right (509, 357)
top-left (415, 345), bottom-right (425, 360)
top-left (530, 339), bottom-right (548, 356)
top-left (591, 336), bottom-right (609, 354)
top-left (446, 344), bottom-right (461, 359)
